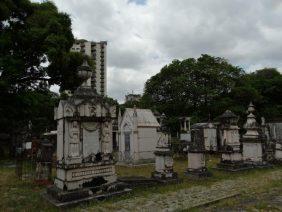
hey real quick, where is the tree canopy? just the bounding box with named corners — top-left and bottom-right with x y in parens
top-left (0, 0), bottom-right (77, 92)
top-left (142, 55), bottom-right (282, 134)
top-left (0, 0), bottom-right (81, 150)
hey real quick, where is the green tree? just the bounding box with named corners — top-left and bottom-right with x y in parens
top-left (232, 68), bottom-right (282, 120)
top-left (0, 0), bottom-right (80, 155)
top-left (0, 0), bottom-right (76, 92)
top-left (142, 54), bottom-right (244, 133)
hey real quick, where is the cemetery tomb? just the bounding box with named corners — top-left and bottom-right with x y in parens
top-left (46, 60), bottom-right (129, 204)
top-left (241, 103), bottom-right (269, 167)
top-left (185, 123), bottom-right (211, 177)
top-left (152, 114), bottom-right (178, 181)
top-left (216, 110), bottom-right (248, 171)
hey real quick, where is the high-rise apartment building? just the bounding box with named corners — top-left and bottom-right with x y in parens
top-left (71, 39), bottom-right (107, 96)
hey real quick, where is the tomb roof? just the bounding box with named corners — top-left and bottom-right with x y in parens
top-left (124, 108), bottom-right (160, 127)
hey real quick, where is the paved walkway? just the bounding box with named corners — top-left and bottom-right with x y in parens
top-left (82, 170), bottom-right (282, 212)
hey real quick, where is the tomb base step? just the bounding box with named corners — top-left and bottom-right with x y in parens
top-left (46, 185), bottom-right (90, 202)
top-left (44, 182), bottom-right (131, 207)
top-left (151, 171), bottom-right (181, 184)
top-left (250, 162), bottom-right (273, 168)
top-left (271, 159), bottom-right (282, 165)
top-left (185, 168), bottom-right (212, 178)
top-left (118, 176), bottom-right (158, 188)
top-left (151, 171), bottom-right (178, 179)
top-left (216, 161), bottom-right (253, 172)
top-left (216, 161), bottom-right (273, 171)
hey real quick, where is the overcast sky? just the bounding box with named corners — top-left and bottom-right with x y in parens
top-left (39, 0), bottom-right (282, 102)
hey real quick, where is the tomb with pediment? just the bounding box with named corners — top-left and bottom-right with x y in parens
top-left (46, 60), bottom-right (126, 203)
top-left (117, 106), bottom-right (160, 164)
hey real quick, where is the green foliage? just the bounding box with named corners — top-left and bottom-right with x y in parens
top-left (0, 90), bottom-right (59, 136)
top-left (0, 0), bottom-right (78, 145)
top-left (234, 68), bottom-right (282, 120)
top-left (0, 0), bottom-right (75, 92)
top-left (143, 55), bottom-right (282, 134)
top-left (143, 54), bottom-right (244, 132)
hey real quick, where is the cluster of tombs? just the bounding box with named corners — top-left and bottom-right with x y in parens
top-left (44, 60), bottom-right (282, 205)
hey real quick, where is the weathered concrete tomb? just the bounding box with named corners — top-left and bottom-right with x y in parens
top-left (241, 103), bottom-right (269, 167)
top-left (185, 122), bottom-right (212, 177)
top-left (117, 107), bottom-right (160, 164)
top-left (45, 61), bottom-right (129, 205)
top-left (216, 110), bottom-right (248, 171)
top-left (267, 119), bottom-right (282, 162)
top-left (152, 114), bottom-right (178, 181)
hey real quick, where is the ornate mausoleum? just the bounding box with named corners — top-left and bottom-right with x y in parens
top-left (47, 60), bottom-right (117, 201)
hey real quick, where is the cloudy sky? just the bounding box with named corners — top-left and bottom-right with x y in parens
top-left (39, 0), bottom-right (282, 102)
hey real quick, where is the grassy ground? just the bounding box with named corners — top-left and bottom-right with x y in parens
top-left (0, 156), bottom-right (282, 211)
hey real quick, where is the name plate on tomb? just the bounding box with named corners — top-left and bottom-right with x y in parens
top-left (71, 166), bottom-right (114, 179)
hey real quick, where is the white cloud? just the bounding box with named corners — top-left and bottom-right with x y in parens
top-left (40, 0), bottom-right (282, 101)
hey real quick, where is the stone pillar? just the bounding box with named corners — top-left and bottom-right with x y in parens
top-left (241, 102), bottom-right (269, 167)
top-left (152, 115), bottom-right (178, 181)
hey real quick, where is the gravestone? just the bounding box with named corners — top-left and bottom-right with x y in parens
top-left (267, 119), bottom-right (282, 162)
top-left (216, 110), bottom-right (248, 171)
top-left (185, 123), bottom-right (211, 177)
top-left (241, 103), bottom-right (268, 167)
top-left (152, 114), bottom-right (178, 181)
top-left (46, 60), bottom-right (120, 203)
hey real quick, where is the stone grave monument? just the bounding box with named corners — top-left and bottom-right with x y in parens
top-left (179, 117), bottom-right (191, 142)
top-left (241, 103), bottom-right (269, 167)
top-left (152, 114), bottom-right (178, 181)
top-left (46, 60), bottom-right (128, 204)
top-left (266, 118), bottom-right (282, 163)
top-left (216, 110), bottom-right (248, 171)
top-left (185, 122), bottom-right (212, 177)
